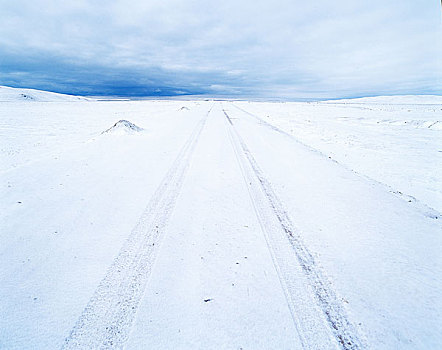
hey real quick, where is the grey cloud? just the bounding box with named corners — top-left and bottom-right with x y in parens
top-left (0, 0), bottom-right (440, 98)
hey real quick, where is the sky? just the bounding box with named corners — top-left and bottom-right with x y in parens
top-left (0, 0), bottom-right (441, 99)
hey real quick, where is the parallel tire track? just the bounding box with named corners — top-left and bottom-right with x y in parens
top-left (223, 108), bottom-right (364, 350)
top-left (63, 107), bottom-right (211, 350)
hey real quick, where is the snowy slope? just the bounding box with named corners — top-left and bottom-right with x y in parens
top-left (0, 86), bottom-right (91, 102)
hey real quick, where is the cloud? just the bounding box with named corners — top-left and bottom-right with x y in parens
top-left (0, 0), bottom-right (440, 98)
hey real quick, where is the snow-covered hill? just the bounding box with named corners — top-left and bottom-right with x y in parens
top-left (0, 85), bottom-right (91, 102)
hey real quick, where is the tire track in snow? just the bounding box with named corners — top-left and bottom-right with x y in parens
top-left (62, 107), bottom-right (212, 349)
top-left (223, 108), bottom-right (364, 350)
top-left (232, 103), bottom-right (440, 220)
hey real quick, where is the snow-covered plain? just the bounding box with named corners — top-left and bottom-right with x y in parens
top-left (0, 87), bottom-right (441, 349)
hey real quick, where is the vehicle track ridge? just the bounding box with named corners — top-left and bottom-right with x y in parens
top-left (223, 108), bottom-right (365, 350)
top-left (62, 107), bottom-right (212, 350)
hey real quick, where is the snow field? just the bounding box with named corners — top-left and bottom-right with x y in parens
top-left (1, 88), bottom-right (441, 349)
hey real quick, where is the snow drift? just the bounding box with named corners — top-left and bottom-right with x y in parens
top-left (102, 120), bottom-right (144, 135)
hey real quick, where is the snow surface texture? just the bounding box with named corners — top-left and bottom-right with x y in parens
top-left (0, 88), bottom-right (441, 349)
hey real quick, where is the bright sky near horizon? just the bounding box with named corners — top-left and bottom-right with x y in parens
top-left (0, 0), bottom-right (441, 98)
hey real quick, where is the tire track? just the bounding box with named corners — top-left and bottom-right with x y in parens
top-left (62, 107), bottom-right (211, 350)
top-left (223, 108), bottom-right (364, 350)
top-left (232, 103), bottom-right (440, 220)
top-left (232, 104), bottom-right (333, 159)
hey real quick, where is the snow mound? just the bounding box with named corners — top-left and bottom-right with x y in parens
top-left (179, 106), bottom-right (190, 111)
top-left (0, 85), bottom-right (91, 102)
top-left (324, 95), bottom-right (442, 105)
top-left (102, 120), bottom-right (144, 135)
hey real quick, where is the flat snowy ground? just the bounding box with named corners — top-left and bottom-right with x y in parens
top-left (0, 92), bottom-right (441, 349)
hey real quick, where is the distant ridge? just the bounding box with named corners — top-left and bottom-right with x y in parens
top-left (322, 95), bottom-right (442, 105)
top-left (1, 85), bottom-right (441, 104)
top-left (0, 86), bottom-right (92, 102)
